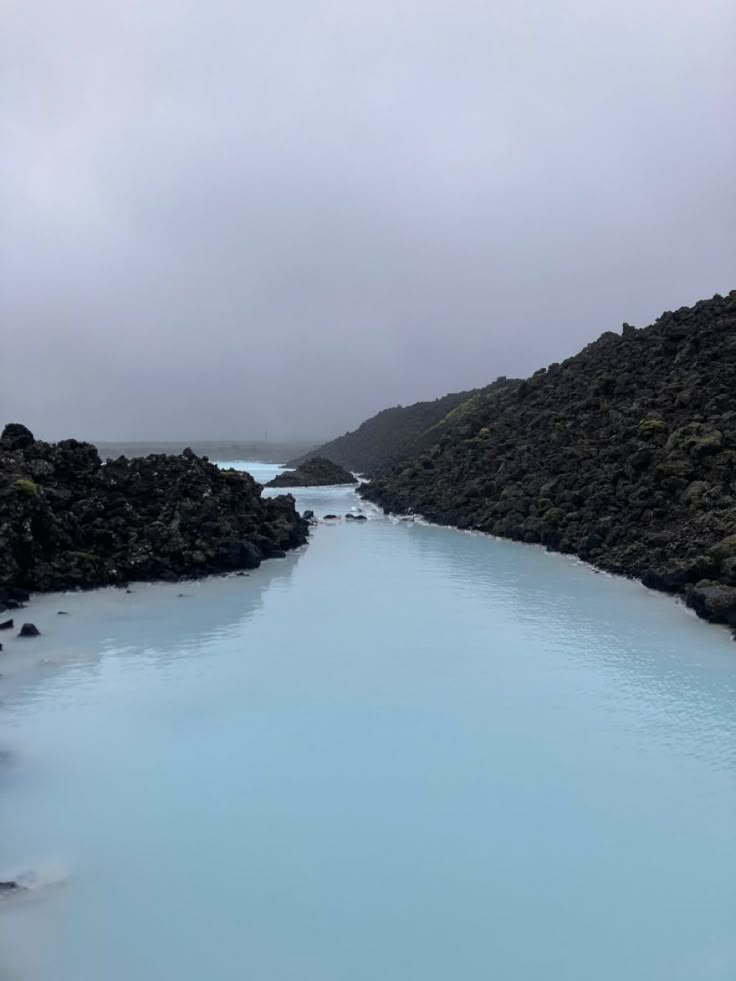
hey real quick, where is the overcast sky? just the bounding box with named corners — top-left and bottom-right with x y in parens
top-left (1, 0), bottom-right (734, 441)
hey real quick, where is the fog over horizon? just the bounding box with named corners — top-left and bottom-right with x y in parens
top-left (2, 0), bottom-right (734, 443)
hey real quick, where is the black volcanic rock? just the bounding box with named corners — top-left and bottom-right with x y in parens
top-left (266, 456), bottom-right (357, 488)
top-left (360, 291), bottom-right (736, 628)
top-left (0, 427), bottom-right (309, 603)
top-left (0, 423), bottom-right (35, 451)
top-left (287, 382), bottom-right (518, 475)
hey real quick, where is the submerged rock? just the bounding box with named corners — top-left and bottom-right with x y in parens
top-left (0, 426), bottom-right (310, 598)
top-left (266, 456), bottom-right (357, 488)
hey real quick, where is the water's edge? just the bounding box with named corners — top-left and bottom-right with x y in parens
top-left (1, 462), bottom-right (734, 981)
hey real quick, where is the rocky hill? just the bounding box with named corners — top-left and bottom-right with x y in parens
top-left (287, 388), bottom-right (500, 475)
top-left (0, 424), bottom-right (308, 606)
top-left (266, 456), bottom-right (357, 488)
top-left (361, 291), bottom-right (736, 628)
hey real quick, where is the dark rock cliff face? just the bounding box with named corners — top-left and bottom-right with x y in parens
top-left (0, 425), bottom-right (308, 606)
top-left (361, 291), bottom-right (736, 628)
top-left (266, 456), bottom-right (357, 488)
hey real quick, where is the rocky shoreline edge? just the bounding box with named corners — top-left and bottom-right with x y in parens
top-left (0, 423), bottom-right (309, 614)
top-left (359, 292), bottom-right (736, 637)
top-left (360, 490), bottom-right (736, 636)
top-left (0, 426), bottom-right (311, 891)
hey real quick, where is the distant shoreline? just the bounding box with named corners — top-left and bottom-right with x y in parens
top-left (94, 439), bottom-right (319, 466)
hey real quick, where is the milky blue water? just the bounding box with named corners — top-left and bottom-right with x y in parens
top-left (1, 462), bottom-right (735, 980)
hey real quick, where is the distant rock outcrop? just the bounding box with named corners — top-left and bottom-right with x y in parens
top-left (286, 385), bottom-right (518, 475)
top-left (361, 291), bottom-right (736, 628)
top-left (266, 456), bottom-right (357, 488)
top-left (0, 425), bottom-right (309, 607)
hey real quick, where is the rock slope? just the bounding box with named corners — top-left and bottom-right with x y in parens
top-left (286, 389), bottom-right (499, 474)
top-left (361, 291), bottom-right (736, 628)
top-left (266, 456), bottom-right (357, 488)
top-left (0, 424), bottom-right (308, 606)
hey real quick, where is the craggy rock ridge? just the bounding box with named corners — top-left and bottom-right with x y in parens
top-left (0, 424), bottom-right (308, 607)
top-left (361, 291), bottom-right (736, 629)
top-left (266, 456), bottom-right (357, 488)
top-left (286, 389), bottom-right (495, 474)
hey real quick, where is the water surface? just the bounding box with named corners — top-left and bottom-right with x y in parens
top-left (1, 463), bottom-right (734, 980)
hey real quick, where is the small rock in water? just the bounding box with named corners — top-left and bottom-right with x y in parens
top-left (266, 457), bottom-right (357, 488)
top-left (0, 881), bottom-right (21, 893)
top-left (323, 514), bottom-right (339, 520)
top-left (57, 610), bottom-right (68, 615)
top-left (0, 619), bottom-right (13, 630)
top-left (18, 623), bottom-right (41, 637)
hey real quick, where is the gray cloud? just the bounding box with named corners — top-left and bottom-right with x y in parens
top-left (2, 0), bottom-right (734, 441)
